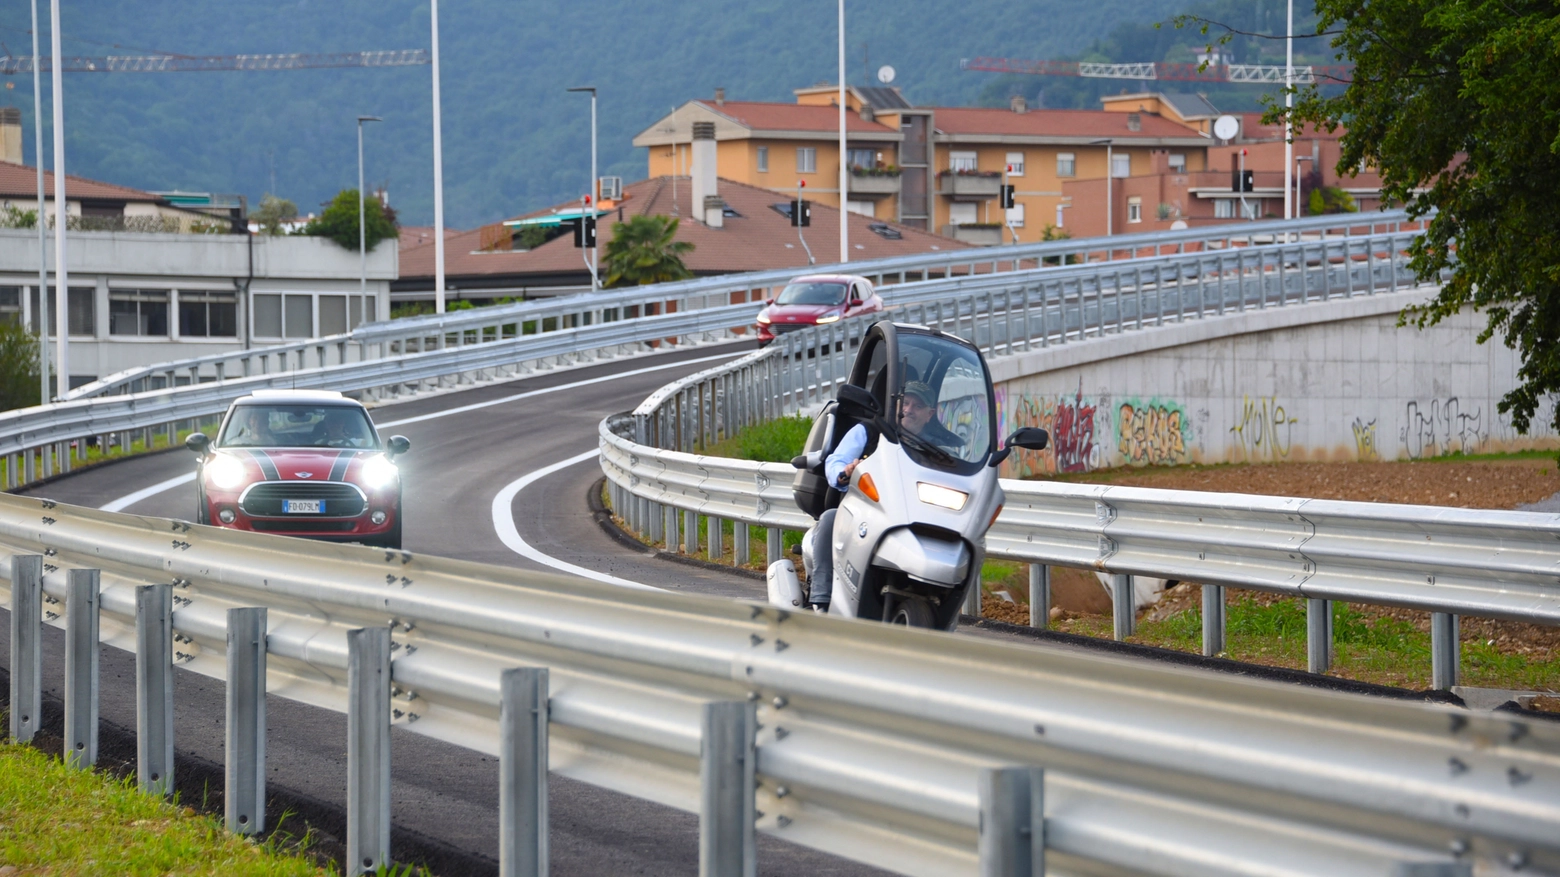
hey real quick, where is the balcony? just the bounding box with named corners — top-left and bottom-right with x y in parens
top-left (848, 170), bottom-right (901, 197)
top-left (937, 172), bottom-right (1002, 200)
top-left (941, 224), bottom-right (1005, 246)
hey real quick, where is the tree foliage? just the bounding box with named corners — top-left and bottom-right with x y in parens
top-left (253, 194), bottom-right (299, 236)
top-left (1289, 0), bottom-right (1560, 434)
top-left (602, 215), bottom-right (694, 288)
top-left (301, 189), bottom-right (398, 252)
top-left (0, 321), bottom-right (41, 411)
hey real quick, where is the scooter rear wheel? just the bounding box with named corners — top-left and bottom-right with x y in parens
top-left (885, 595), bottom-right (935, 627)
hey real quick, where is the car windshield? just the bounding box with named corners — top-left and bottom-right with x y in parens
top-left (218, 405), bottom-right (380, 449)
top-left (894, 333), bottom-right (994, 474)
top-left (776, 282), bottom-right (847, 306)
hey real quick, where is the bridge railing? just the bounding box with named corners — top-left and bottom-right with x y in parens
top-left (65, 211), bottom-right (1413, 400)
top-left (2, 492), bottom-right (1553, 877)
top-left (597, 231), bottom-right (1530, 690)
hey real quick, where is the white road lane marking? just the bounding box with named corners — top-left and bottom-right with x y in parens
top-left (97, 349), bottom-right (747, 512)
top-left (490, 450), bottom-right (661, 591)
top-left (100, 472), bottom-right (197, 512)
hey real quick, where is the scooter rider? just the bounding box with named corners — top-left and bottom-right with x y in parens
top-left (805, 380), bottom-right (956, 612)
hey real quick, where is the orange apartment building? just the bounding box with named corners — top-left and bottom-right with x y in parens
top-left (635, 86), bottom-right (1384, 245)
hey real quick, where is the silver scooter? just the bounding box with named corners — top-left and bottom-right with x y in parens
top-left (767, 321), bottom-right (1049, 629)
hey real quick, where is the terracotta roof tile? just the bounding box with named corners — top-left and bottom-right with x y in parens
top-left (398, 176), bottom-right (969, 289)
top-left (0, 160), bottom-right (163, 202)
top-left (933, 107), bottom-right (1207, 140)
top-left (698, 100), bottom-right (898, 136)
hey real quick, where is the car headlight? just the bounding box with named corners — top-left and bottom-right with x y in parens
top-left (359, 453), bottom-right (399, 490)
top-left (815, 313), bottom-right (842, 324)
top-left (756, 313), bottom-right (772, 325)
top-left (917, 482), bottom-right (969, 511)
top-left (207, 453), bottom-right (247, 490)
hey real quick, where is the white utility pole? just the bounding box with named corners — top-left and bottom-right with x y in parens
top-left (837, 0), bottom-right (848, 263)
top-left (30, 0), bottom-right (48, 403)
top-left (357, 115), bottom-right (382, 327)
top-left (1284, 0), bottom-right (1294, 224)
top-left (431, 0), bottom-right (446, 313)
top-left (49, 0), bottom-right (67, 400)
top-left (567, 86), bottom-right (599, 290)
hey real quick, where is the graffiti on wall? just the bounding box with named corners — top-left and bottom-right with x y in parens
top-left (1351, 417), bottom-right (1380, 462)
top-left (996, 382), bottom-right (1103, 476)
top-left (1230, 395), bottom-right (1299, 462)
top-left (1117, 399), bottom-right (1193, 466)
top-left (1401, 397), bottom-right (1485, 459)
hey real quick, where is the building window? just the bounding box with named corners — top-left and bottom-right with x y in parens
top-left (318, 295), bottom-right (348, 336)
top-left (1168, 153), bottom-right (1186, 173)
top-left (1214, 199), bottom-right (1235, 219)
top-left (1243, 199), bottom-right (1261, 220)
top-left (1056, 204), bottom-right (1066, 228)
top-left (949, 151), bottom-right (978, 173)
top-left (29, 286), bottom-right (94, 335)
top-left (254, 294), bottom-right (282, 337)
top-left (1005, 203), bottom-right (1025, 227)
top-left (1056, 152), bottom-right (1076, 177)
top-left (797, 147), bottom-right (817, 174)
top-left (1127, 197), bottom-right (1142, 223)
top-left (756, 146), bottom-right (769, 173)
top-left (0, 287), bottom-right (19, 325)
top-left (109, 289), bottom-right (169, 336)
top-left (847, 148), bottom-right (876, 169)
top-left (178, 291), bottom-right (237, 337)
top-left (949, 202), bottom-right (978, 226)
top-left (1006, 151), bottom-right (1025, 176)
top-left (1111, 154), bottom-right (1131, 178)
top-left (845, 200), bottom-right (875, 217)
top-left (285, 294), bottom-right (313, 338)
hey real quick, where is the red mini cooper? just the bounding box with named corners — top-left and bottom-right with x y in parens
top-left (754, 274), bottom-right (884, 344)
top-left (186, 390), bottom-right (410, 549)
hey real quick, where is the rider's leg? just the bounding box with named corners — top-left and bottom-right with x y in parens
top-left (807, 508), bottom-right (836, 608)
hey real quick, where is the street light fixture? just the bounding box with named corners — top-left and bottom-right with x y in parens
top-left (567, 86), bottom-right (599, 291)
top-left (1090, 138), bottom-right (1114, 237)
top-left (356, 115), bottom-right (382, 328)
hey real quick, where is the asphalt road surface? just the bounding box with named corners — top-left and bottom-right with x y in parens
top-left (2, 341), bottom-right (896, 877)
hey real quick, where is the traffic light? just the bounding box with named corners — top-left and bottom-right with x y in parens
top-left (1232, 170), bottom-right (1254, 193)
top-left (791, 199), bottom-right (811, 227)
top-left (572, 214), bottom-right (597, 248)
top-left (999, 184), bottom-right (1015, 209)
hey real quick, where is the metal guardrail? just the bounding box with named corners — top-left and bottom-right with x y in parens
top-left (65, 211), bottom-right (1414, 400)
top-left (596, 233), bottom-right (1542, 690)
top-left (3, 493), bottom-right (1555, 876)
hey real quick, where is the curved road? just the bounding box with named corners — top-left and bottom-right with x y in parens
top-left (1, 342), bottom-right (895, 877)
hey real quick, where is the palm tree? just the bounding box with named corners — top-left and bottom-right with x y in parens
top-left (602, 215), bottom-right (694, 287)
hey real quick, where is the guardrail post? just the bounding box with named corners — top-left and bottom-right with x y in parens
top-left (1028, 564), bottom-right (1049, 629)
top-left (1201, 585), bottom-right (1226, 657)
top-left (1110, 574), bottom-right (1134, 640)
top-left (733, 523), bottom-right (750, 567)
top-left (665, 505), bottom-right (679, 551)
top-left (649, 501), bottom-right (664, 543)
top-left (64, 568), bottom-right (100, 770)
top-left (500, 667), bottom-right (549, 877)
top-left (135, 584), bottom-right (175, 797)
top-left (1431, 613), bottom-right (1459, 690)
top-left (766, 527), bottom-right (782, 566)
top-left (1306, 598), bottom-right (1333, 675)
top-left (699, 701), bottom-right (756, 877)
top-left (8, 555), bottom-right (42, 743)
top-left (684, 510), bottom-right (698, 555)
top-left (978, 766), bottom-right (1045, 877)
top-left (347, 626), bottom-right (392, 875)
top-left (226, 607), bottom-right (267, 835)
top-left (963, 578), bottom-right (982, 617)
top-left (708, 516), bottom-right (723, 564)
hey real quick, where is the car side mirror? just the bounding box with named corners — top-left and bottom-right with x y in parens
top-left (185, 432), bottom-right (210, 457)
top-left (989, 427), bottom-right (1049, 467)
top-left (386, 435), bottom-right (411, 459)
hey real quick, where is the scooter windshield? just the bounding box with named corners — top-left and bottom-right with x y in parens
top-left (894, 333), bottom-right (995, 474)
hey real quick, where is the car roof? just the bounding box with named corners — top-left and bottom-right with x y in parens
top-left (787, 273), bottom-right (871, 285)
top-left (233, 389), bottom-right (364, 408)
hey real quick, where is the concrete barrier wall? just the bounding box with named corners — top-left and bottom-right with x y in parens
top-left (990, 289), bottom-right (1560, 477)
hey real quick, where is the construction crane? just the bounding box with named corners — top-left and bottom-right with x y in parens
top-left (960, 57), bottom-right (1352, 85)
top-left (0, 49), bottom-right (429, 76)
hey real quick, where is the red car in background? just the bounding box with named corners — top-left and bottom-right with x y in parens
top-left (186, 390), bottom-right (411, 549)
top-left (755, 274), bottom-right (884, 345)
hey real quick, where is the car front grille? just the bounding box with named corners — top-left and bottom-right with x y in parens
top-left (251, 519), bottom-right (356, 533)
top-left (771, 322), bottom-right (812, 334)
top-left (240, 482), bottom-right (366, 518)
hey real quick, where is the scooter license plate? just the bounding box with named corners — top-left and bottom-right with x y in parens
top-left (284, 499), bottom-right (323, 514)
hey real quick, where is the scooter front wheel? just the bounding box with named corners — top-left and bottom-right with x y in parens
top-left (884, 594), bottom-right (935, 627)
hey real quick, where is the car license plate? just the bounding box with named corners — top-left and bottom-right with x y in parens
top-left (284, 499), bottom-right (323, 514)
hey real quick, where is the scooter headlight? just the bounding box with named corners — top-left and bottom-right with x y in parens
top-left (207, 453), bottom-right (247, 490)
top-left (916, 482), bottom-right (968, 511)
top-left (359, 453), bottom-right (399, 490)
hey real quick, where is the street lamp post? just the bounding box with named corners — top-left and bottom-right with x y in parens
top-left (1090, 139), bottom-right (1113, 238)
top-left (837, 0), bottom-right (848, 263)
top-left (1295, 154), bottom-right (1313, 220)
top-left (357, 115), bottom-right (382, 328)
top-left (1285, 0), bottom-right (1294, 225)
top-left (430, 0), bottom-right (447, 313)
top-left (49, 0), bottom-right (67, 400)
top-left (30, 0), bottom-right (48, 403)
top-left (567, 86), bottom-right (598, 291)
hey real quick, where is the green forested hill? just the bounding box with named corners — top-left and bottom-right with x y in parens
top-left (0, 0), bottom-right (1319, 227)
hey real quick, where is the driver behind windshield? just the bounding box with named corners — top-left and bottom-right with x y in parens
top-left (805, 381), bottom-right (960, 613)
